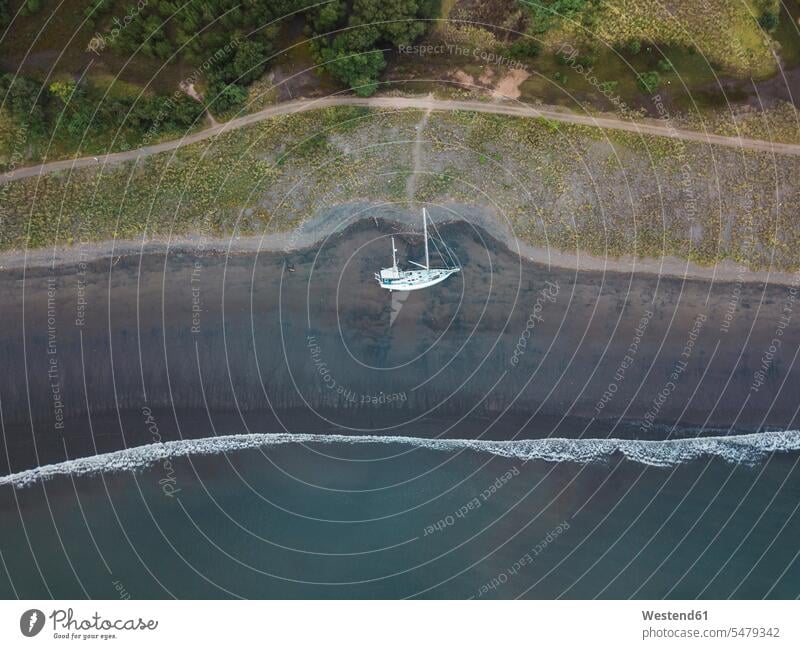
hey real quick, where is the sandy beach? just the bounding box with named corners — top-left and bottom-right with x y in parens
top-left (1, 208), bottom-right (799, 475)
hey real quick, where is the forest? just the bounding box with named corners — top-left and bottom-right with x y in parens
top-left (0, 0), bottom-right (439, 159)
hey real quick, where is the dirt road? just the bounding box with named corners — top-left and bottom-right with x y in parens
top-left (3, 95), bottom-right (796, 183)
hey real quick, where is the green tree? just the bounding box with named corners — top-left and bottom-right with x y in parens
top-left (307, 0), bottom-right (346, 32)
top-left (158, 95), bottom-right (204, 129)
top-left (636, 71), bottom-right (661, 94)
top-left (521, 0), bottom-right (587, 35)
top-left (230, 39), bottom-right (271, 85)
top-left (47, 81), bottom-right (96, 138)
top-left (348, 0), bottom-right (429, 47)
top-left (207, 81), bottom-right (248, 113)
top-left (321, 44), bottom-right (386, 96)
top-left (759, 12), bottom-right (779, 31)
top-left (657, 58), bottom-right (674, 72)
top-left (507, 38), bottom-right (540, 58)
top-left (0, 74), bottom-right (48, 136)
top-left (599, 80), bottom-right (618, 93)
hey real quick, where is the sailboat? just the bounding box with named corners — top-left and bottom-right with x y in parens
top-left (375, 208), bottom-right (460, 291)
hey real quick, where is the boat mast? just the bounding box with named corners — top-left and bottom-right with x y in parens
top-left (391, 236), bottom-right (398, 271)
top-left (423, 208), bottom-right (430, 270)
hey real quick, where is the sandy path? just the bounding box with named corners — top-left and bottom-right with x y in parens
top-left (3, 95), bottom-right (798, 184)
top-left (405, 100), bottom-right (433, 201)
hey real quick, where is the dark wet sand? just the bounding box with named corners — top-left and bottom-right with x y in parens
top-left (1, 219), bottom-right (799, 473)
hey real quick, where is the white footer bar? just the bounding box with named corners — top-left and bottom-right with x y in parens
top-left (0, 600), bottom-right (796, 647)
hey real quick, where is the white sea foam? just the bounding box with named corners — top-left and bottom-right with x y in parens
top-left (2, 430), bottom-right (799, 489)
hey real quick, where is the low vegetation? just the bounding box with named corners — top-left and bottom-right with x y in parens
top-left (1, 106), bottom-right (797, 272)
top-left (680, 101), bottom-right (800, 146)
top-left (517, 0), bottom-right (782, 78)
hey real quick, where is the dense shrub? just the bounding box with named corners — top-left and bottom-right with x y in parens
top-left (636, 70), bottom-right (661, 94)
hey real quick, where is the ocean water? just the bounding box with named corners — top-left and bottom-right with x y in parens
top-left (1, 438), bottom-right (799, 599)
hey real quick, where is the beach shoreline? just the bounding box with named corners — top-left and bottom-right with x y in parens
top-left (1, 203), bottom-right (797, 287)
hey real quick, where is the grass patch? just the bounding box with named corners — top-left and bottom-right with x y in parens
top-left (544, 0), bottom-right (780, 79)
top-left (1, 105), bottom-right (798, 272)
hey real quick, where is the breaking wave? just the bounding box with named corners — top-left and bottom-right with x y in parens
top-left (2, 430), bottom-right (800, 489)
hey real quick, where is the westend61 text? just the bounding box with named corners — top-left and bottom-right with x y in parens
top-left (642, 610), bottom-right (708, 621)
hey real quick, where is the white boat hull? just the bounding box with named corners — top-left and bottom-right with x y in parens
top-left (374, 208), bottom-right (459, 291)
top-left (375, 267), bottom-right (460, 291)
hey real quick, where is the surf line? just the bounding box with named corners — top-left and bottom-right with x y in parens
top-left (2, 430), bottom-right (800, 489)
